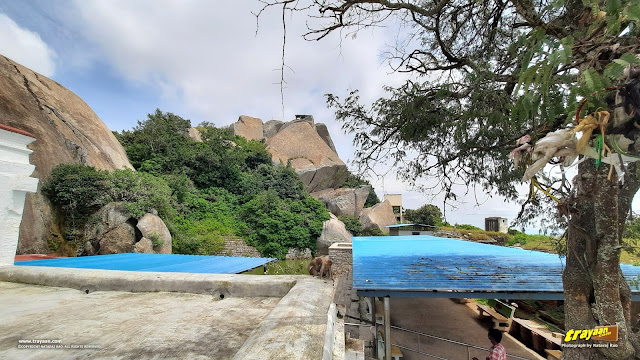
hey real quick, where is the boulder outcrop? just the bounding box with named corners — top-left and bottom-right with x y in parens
top-left (266, 121), bottom-right (347, 192)
top-left (84, 202), bottom-right (131, 254)
top-left (316, 213), bottom-right (352, 255)
top-left (136, 213), bottom-right (172, 254)
top-left (263, 120), bottom-right (283, 138)
top-left (0, 55), bottom-right (133, 254)
top-left (83, 203), bottom-right (172, 255)
top-left (314, 123), bottom-right (337, 153)
top-left (359, 200), bottom-right (397, 233)
top-left (98, 222), bottom-right (136, 255)
top-left (311, 186), bottom-right (371, 217)
top-left (187, 127), bottom-right (202, 142)
top-left (134, 238), bottom-right (154, 254)
top-left (232, 115), bottom-right (263, 141)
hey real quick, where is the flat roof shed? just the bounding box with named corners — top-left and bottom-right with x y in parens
top-left (353, 235), bottom-right (640, 300)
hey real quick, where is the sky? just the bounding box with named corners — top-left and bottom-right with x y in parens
top-left (1, 0), bottom-right (619, 231)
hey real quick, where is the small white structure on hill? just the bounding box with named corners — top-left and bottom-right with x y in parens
top-left (0, 125), bottom-right (38, 266)
top-left (485, 217), bottom-right (508, 233)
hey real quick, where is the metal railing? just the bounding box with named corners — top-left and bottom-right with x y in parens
top-left (345, 317), bottom-right (538, 360)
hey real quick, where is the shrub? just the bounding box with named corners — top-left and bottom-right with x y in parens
top-left (362, 227), bottom-right (386, 236)
top-left (42, 164), bottom-right (111, 222)
top-left (454, 223), bottom-right (482, 231)
top-left (239, 191), bottom-right (329, 259)
top-left (339, 215), bottom-right (364, 236)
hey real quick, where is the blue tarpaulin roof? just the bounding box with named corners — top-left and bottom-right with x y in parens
top-left (353, 235), bottom-right (640, 300)
top-left (15, 253), bottom-right (275, 274)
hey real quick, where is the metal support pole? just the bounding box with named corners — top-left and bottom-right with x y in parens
top-left (371, 297), bottom-right (377, 358)
top-left (384, 296), bottom-right (391, 360)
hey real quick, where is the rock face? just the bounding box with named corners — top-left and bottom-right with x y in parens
top-left (98, 223), bottom-right (136, 255)
top-left (317, 213), bottom-right (352, 255)
top-left (134, 238), bottom-right (154, 254)
top-left (311, 186), bottom-right (371, 217)
top-left (84, 203), bottom-right (131, 255)
top-left (0, 55), bottom-right (134, 254)
top-left (136, 213), bottom-right (172, 254)
top-left (314, 123), bottom-right (337, 153)
top-left (232, 115), bottom-right (263, 141)
top-left (187, 127), bottom-right (202, 142)
top-left (266, 121), bottom-right (347, 192)
top-left (359, 200), bottom-right (397, 233)
top-left (263, 120), bottom-right (283, 138)
top-left (83, 203), bottom-right (172, 255)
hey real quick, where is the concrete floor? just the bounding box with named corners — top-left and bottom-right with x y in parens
top-left (388, 298), bottom-right (543, 360)
top-left (0, 281), bottom-right (280, 359)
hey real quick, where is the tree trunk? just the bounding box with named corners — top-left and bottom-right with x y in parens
top-left (563, 161), bottom-right (640, 359)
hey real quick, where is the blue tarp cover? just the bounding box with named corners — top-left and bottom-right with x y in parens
top-left (15, 253), bottom-right (275, 274)
top-left (353, 235), bottom-right (640, 300)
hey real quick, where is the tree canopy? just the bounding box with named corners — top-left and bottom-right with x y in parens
top-left (258, 0), bottom-right (640, 357)
top-left (404, 204), bottom-right (443, 226)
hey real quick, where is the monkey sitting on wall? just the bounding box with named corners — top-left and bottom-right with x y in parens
top-left (308, 256), bottom-right (333, 280)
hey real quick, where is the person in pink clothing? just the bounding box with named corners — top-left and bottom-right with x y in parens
top-left (472, 329), bottom-right (506, 360)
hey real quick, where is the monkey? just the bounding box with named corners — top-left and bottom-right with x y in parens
top-left (308, 256), bottom-right (333, 280)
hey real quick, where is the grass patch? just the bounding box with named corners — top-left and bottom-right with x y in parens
top-left (243, 259), bottom-right (310, 275)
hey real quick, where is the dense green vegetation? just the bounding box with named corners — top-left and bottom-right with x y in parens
top-left (403, 204), bottom-right (443, 226)
top-left (43, 110), bottom-right (329, 258)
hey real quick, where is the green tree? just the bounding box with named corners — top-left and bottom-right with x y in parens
top-left (404, 204), bottom-right (443, 226)
top-left (338, 215), bottom-right (364, 236)
top-left (238, 191), bottom-right (329, 259)
top-left (259, 0), bottom-right (640, 356)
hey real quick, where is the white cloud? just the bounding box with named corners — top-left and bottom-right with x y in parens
top-left (0, 13), bottom-right (56, 76)
top-left (69, 0), bottom-right (540, 228)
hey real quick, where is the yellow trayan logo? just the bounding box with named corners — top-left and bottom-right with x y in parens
top-left (564, 326), bottom-right (616, 342)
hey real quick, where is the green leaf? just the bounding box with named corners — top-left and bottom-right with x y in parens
top-left (583, 70), bottom-right (595, 92)
top-left (605, 61), bottom-right (626, 79)
top-left (621, 52), bottom-right (640, 66)
top-left (626, 5), bottom-right (640, 23)
top-left (613, 58), bottom-right (630, 67)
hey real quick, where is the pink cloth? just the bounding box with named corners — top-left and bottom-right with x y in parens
top-left (489, 343), bottom-right (506, 360)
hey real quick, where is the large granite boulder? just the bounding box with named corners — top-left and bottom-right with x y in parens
top-left (187, 127), bottom-right (202, 142)
top-left (98, 222), bottom-right (136, 255)
top-left (359, 200), bottom-right (397, 233)
top-left (266, 121), bottom-right (347, 192)
top-left (317, 213), bottom-right (352, 255)
top-left (263, 120), bottom-right (284, 139)
top-left (136, 213), bottom-right (172, 254)
top-left (314, 123), bottom-right (337, 153)
top-left (134, 238), bottom-right (154, 254)
top-left (232, 115), bottom-right (263, 141)
top-left (83, 202), bottom-right (131, 255)
top-left (311, 186), bottom-right (371, 217)
top-left (0, 55), bottom-right (133, 254)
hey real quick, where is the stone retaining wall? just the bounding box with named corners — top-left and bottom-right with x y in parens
top-left (217, 237), bottom-right (262, 257)
top-left (216, 237), bottom-right (312, 259)
top-left (329, 242), bottom-right (352, 277)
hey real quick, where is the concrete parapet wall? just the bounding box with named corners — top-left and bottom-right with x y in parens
top-left (233, 277), bottom-right (333, 359)
top-left (0, 266), bottom-right (303, 298)
top-left (329, 242), bottom-right (352, 277)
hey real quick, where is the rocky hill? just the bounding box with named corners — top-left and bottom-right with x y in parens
top-left (230, 114), bottom-right (348, 192)
top-left (0, 55), bottom-right (133, 254)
